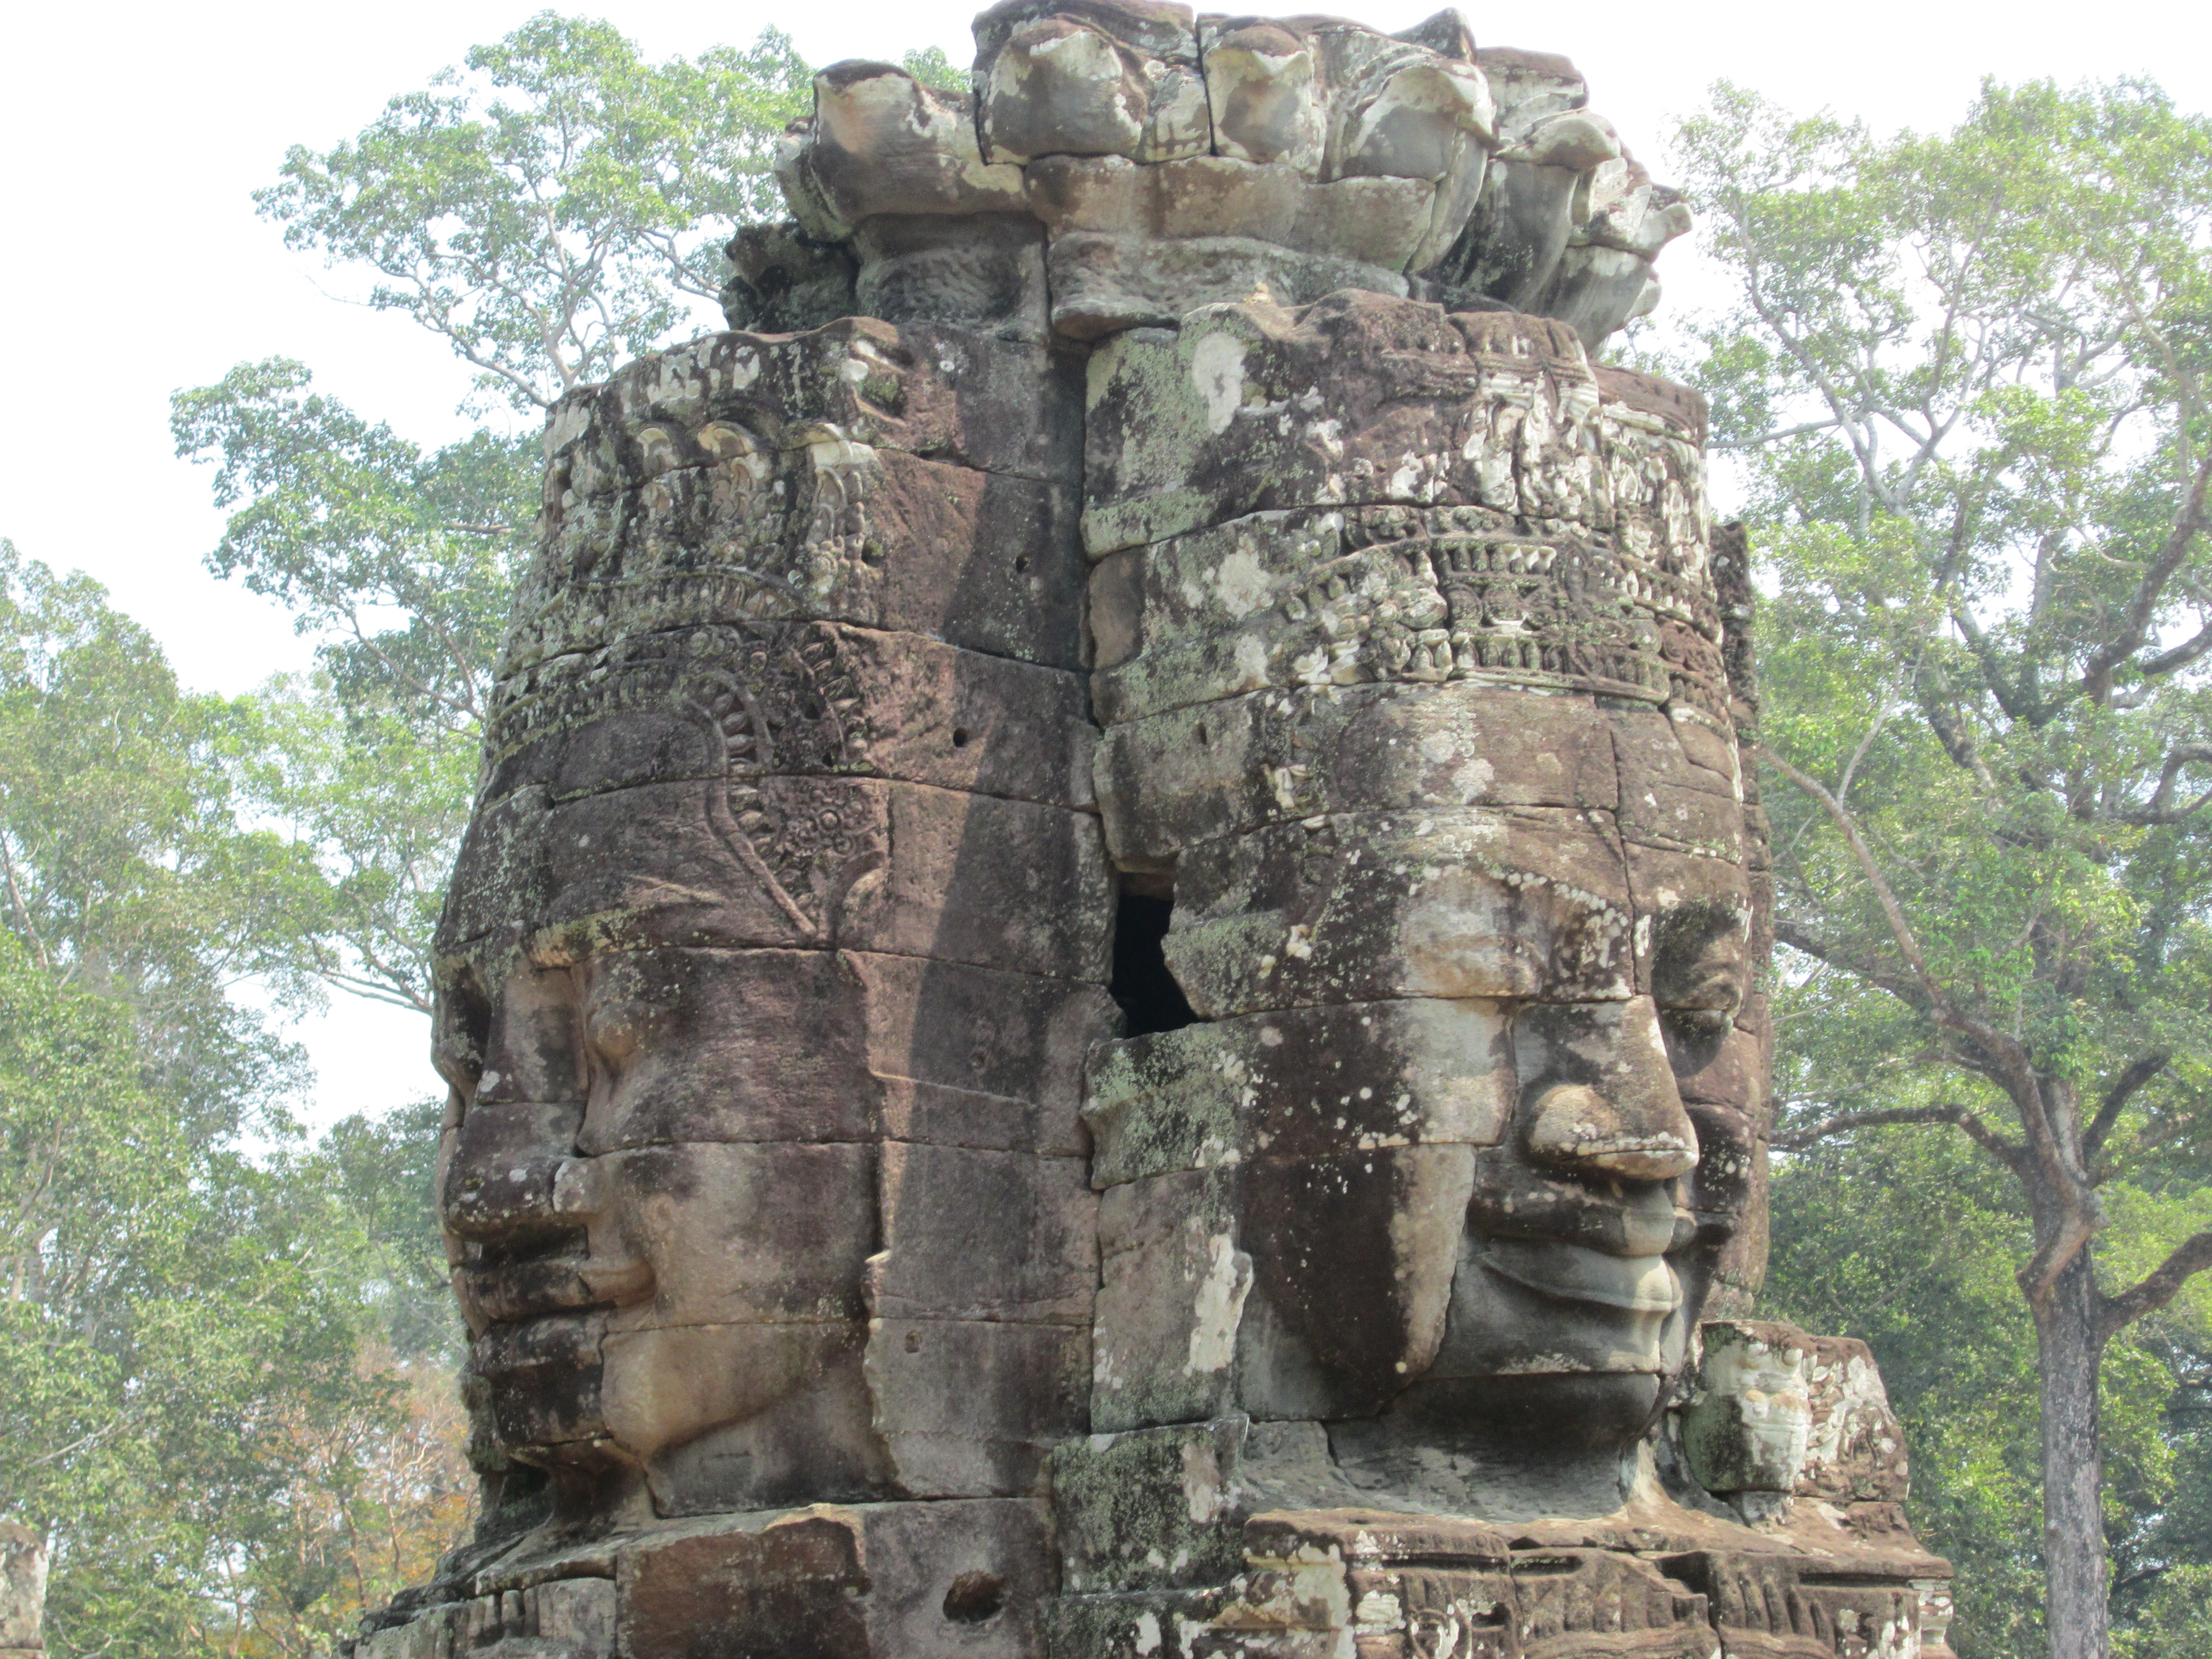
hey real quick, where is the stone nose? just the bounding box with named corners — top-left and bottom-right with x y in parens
top-left (1515, 997), bottom-right (1699, 1182)
top-left (438, 1100), bottom-right (596, 1246)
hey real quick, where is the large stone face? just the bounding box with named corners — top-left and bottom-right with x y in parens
top-left (353, 8), bottom-right (1951, 1659)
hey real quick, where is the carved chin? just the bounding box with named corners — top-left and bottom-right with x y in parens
top-left (1412, 1244), bottom-right (1699, 1442)
top-left (1401, 1370), bottom-right (1672, 1448)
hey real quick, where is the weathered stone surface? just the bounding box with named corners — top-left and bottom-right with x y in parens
top-left (779, 64), bottom-right (1028, 237)
top-left (1158, 807), bottom-right (1637, 1017)
top-left (614, 1500), bottom-right (1055, 1659)
top-left (440, 779), bottom-right (1109, 979)
top-left (1048, 232), bottom-right (1410, 341)
top-left (1089, 1143), bottom-right (1476, 1428)
top-left (721, 221), bottom-right (859, 335)
top-left (1681, 1323), bottom-right (1912, 1505)
top-left (1082, 297), bottom-right (1707, 557)
top-left (1086, 504), bottom-right (1723, 724)
top-left (484, 625), bottom-right (1095, 811)
top-left (1049, 1418), bottom-right (1256, 1593)
top-left (866, 1320), bottom-right (1090, 1496)
top-left (874, 1144), bottom-right (1097, 1324)
top-left (1025, 157), bottom-right (1436, 270)
top-left (1095, 682), bottom-right (1620, 862)
top-left (974, 0), bottom-right (1211, 166)
top-left (354, 1578), bottom-right (615, 1659)
top-left (1085, 1000), bottom-right (1513, 1187)
top-left (614, 1322), bottom-right (892, 1513)
top-left (541, 319), bottom-right (1081, 494)
top-left (368, 15), bottom-right (1951, 1658)
top-left (512, 454), bottom-right (1086, 672)
top-left (760, 5), bottom-right (1681, 349)
top-left (854, 214), bottom-right (1052, 341)
top-left (853, 953), bottom-right (1118, 1150)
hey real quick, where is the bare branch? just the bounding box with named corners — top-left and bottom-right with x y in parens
top-left (1775, 1101), bottom-right (2024, 1168)
top-left (2083, 1052), bottom-right (2170, 1161)
top-left (2079, 449), bottom-right (2212, 695)
top-left (2099, 1231), bottom-right (2212, 1344)
top-left (1760, 748), bottom-right (1953, 1017)
top-left (2110, 745), bottom-right (2212, 825)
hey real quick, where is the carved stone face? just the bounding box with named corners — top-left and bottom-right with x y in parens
top-left (431, 732), bottom-right (894, 1512)
top-left (429, 591), bottom-right (1114, 1517)
top-left (1087, 683), bottom-right (1759, 1466)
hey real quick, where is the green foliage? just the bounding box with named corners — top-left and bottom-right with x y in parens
top-left (0, 545), bottom-right (470, 1654)
top-left (1764, 1126), bottom-right (2189, 1656)
top-left (0, 540), bottom-right (323, 1130)
top-left (173, 359), bottom-right (526, 1009)
top-left (172, 358), bottom-right (528, 734)
top-left (180, 15), bottom-right (826, 1013)
top-left (1670, 75), bottom-right (2212, 1653)
top-left (256, 12), bottom-right (811, 414)
top-left (898, 45), bottom-right (970, 92)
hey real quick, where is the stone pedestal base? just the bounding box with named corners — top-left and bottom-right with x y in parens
top-left (350, 1499), bottom-right (1053, 1659)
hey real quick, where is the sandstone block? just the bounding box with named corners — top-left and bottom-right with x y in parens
top-left (973, 0), bottom-right (1211, 165)
top-left (1049, 1417), bottom-right (1254, 1592)
top-left (1663, 1551), bottom-right (1923, 1659)
top-left (486, 624), bottom-right (1095, 813)
top-left (510, 454), bottom-right (1086, 673)
top-left (443, 779), bottom-right (1107, 980)
top-left (854, 214), bottom-right (1052, 342)
top-left (866, 1319), bottom-right (1090, 1495)
top-left (356, 1579), bottom-right (615, 1659)
top-left (474, 1312), bottom-right (609, 1455)
top-left (1083, 999), bottom-right (1513, 1188)
top-left (543, 321), bottom-right (1081, 497)
top-left (450, 949), bottom-right (1107, 1157)
top-left (854, 952), bottom-right (1118, 1148)
top-left (874, 1143), bottom-right (1099, 1324)
top-left (1159, 808), bottom-right (1635, 1018)
top-left (781, 65), bottom-right (1028, 237)
top-left (1092, 1168), bottom-right (1247, 1429)
top-left (1082, 294), bottom-right (1605, 554)
top-left (1090, 1142), bottom-right (1475, 1428)
top-left (1046, 232), bottom-right (1408, 341)
top-left (1095, 682), bottom-right (1619, 863)
top-left (720, 220), bottom-right (860, 335)
top-left (617, 1322), bottom-right (892, 1513)
top-left (615, 1499), bottom-right (1055, 1659)
top-left (1507, 1550), bottom-right (1714, 1659)
top-left (1680, 1322), bottom-right (1911, 1504)
top-left (593, 1142), bottom-right (878, 1329)
top-left (1022, 156), bottom-right (1435, 272)
top-left (1083, 295), bottom-right (1714, 560)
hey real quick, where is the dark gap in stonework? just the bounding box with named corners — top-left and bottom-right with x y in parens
top-left (1109, 890), bottom-right (1198, 1037)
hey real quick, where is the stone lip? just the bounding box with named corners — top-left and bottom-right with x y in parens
top-left (740, 2), bottom-right (1689, 349)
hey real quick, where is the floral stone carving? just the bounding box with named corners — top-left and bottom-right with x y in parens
top-left (349, 9), bottom-right (1953, 1659)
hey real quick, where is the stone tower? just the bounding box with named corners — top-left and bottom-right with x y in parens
top-left (353, 8), bottom-right (1954, 1656)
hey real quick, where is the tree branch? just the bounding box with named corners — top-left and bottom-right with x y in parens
top-left (1760, 748), bottom-right (1953, 1017)
top-left (2099, 1231), bottom-right (2212, 1344)
top-left (2083, 1052), bottom-right (2169, 1161)
top-left (2079, 449), bottom-right (2212, 695)
top-left (1775, 1101), bottom-right (2024, 1168)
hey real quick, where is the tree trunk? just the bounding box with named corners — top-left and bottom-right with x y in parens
top-left (2034, 1239), bottom-right (2108, 1659)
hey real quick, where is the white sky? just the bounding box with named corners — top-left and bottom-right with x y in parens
top-left (2, 0), bottom-right (2206, 1129)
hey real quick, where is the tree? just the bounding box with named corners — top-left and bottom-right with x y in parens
top-left (0, 542), bottom-right (473, 1657)
top-left (255, 11), bottom-right (810, 415)
top-left (172, 361), bottom-right (528, 1011)
top-left (1668, 78), bottom-right (2212, 1658)
top-left (177, 15), bottom-right (817, 1014)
